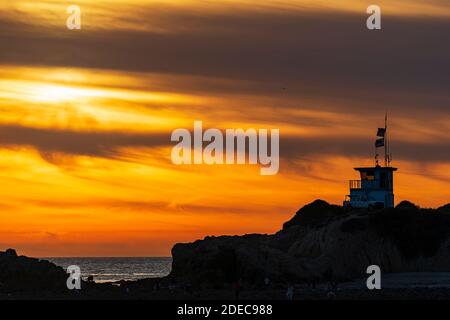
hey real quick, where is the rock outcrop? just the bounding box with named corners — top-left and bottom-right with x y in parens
top-left (0, 249), bottom-right (131, 298)
top-left (0, 249), bottom-right (68, 293)
top-left (170, 200), bottom-right (450, 287)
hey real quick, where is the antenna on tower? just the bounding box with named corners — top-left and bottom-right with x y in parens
top-left (384, 112), bottom-right (392, 167)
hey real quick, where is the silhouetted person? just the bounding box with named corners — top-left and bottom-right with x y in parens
top-left (327, 290), bottom-right (336, 300)
top-left (286, 283), bottom-right (294, 300)
top-left (234, 279), bottom-right (242, 299)
top-left (264, 277), bottom-right (270, 289)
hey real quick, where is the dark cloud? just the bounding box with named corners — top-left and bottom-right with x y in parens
top-left (0, 124), bottom-right (168, 158)
top-left (1, 10), bottom-right (449, 115)
top-left (0, 124), bottom-right (448, 164)
top-left (281, 135), bottom-right (450, 163)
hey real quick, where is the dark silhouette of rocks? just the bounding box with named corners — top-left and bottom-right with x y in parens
top-left (2, 200), bottom-right (450, 299)
top-left (170, 200), bottom-right (450, 288)
top-left (0, 249), bottom-right (141, 299)
top-left (396, 200), bottom-right (419, 210)
top-left (282, 199), bottom-right (348, 229)
top-left (0, 249), bottom-right (67, 293)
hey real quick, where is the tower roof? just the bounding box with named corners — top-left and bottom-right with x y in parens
top-left (354, 166), bottom-right (398, 172)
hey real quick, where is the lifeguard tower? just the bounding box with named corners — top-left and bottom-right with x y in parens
top-left (343, 115), bottom-right (397, 209)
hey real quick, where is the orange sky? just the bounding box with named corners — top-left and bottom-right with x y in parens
top-left (0, 1), bottom-right (449, 257)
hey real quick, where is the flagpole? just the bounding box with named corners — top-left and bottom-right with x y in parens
top-left (385, 112), bottom-right (388, 167)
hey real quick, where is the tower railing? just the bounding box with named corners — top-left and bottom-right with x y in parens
top-left (349, 179), bottom-right (392, 191)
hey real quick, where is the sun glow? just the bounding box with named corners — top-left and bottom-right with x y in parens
top-left (0, 67), bottom-right (211, 132)
top-left (31, 83), bottom-right (104, 103)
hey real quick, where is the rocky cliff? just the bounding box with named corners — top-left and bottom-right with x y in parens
top-left (170, 200), bottom-right (450, 287)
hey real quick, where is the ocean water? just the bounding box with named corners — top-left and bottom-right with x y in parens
top-left (46, 257), bottom-right (172, 283)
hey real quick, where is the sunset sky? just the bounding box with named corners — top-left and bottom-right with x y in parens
top-left (0, 0), bottom-right (449, 257)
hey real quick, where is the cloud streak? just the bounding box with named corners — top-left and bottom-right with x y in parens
top-left (0, 124), bottom-right (448, 164)
top-left (0, 124), bottom-right (168, 158)
top-left (1, 7), bottom-right (449, 117)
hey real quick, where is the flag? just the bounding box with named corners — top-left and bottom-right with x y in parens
top-left (377, 128), bottom-right (386, 137)
top-left (375, 138), bottom-right (385, 148)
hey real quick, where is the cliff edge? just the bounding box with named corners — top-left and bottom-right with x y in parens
top-left (170, 200), bottom-right (450, 287)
